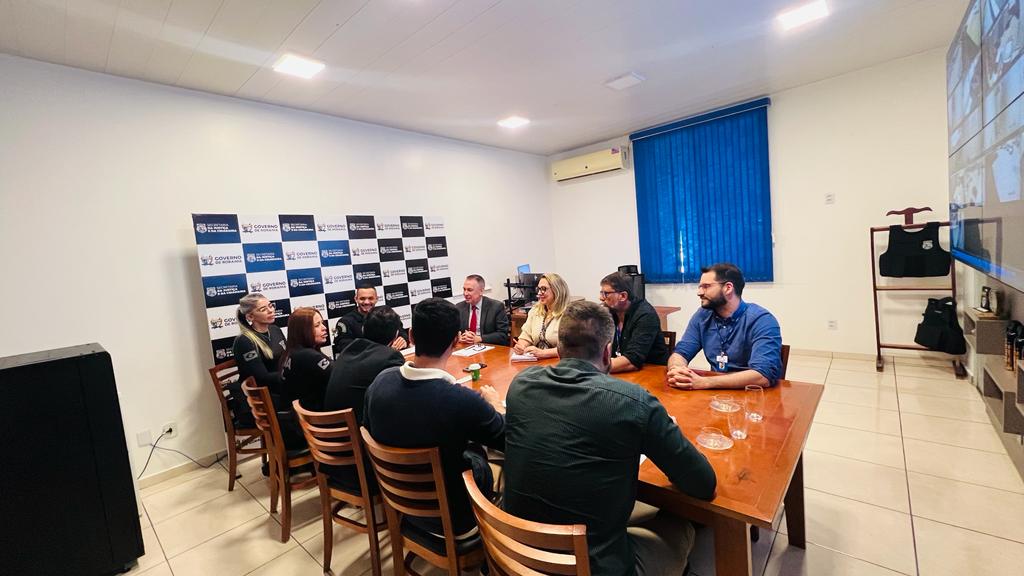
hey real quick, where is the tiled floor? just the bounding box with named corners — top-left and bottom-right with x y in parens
top-left (131, 354), bottom-right (1024, 575)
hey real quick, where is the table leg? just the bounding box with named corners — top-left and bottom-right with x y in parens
top-left (784, 453), bottom-right (806, 548)
top-left (712, 515), bottom-right (751, 576)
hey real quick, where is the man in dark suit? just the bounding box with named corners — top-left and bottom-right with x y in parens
top-left (456, 274), bottom-right (511, 345)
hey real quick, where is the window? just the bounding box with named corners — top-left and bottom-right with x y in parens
top-left (630, 98), bottom-right (773, 283)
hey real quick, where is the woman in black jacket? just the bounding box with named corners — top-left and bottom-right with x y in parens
top-left (280, 307), bottom-right (333, 412)
top-left (229, 293), bottom-right (285, 426)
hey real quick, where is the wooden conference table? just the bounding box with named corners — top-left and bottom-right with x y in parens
top-left (442, 345), bottom-right (822, 576)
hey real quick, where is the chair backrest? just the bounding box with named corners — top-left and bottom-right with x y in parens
top-left (661, 330), bottom-right (677, 350)
top-left (208, 359), bottom-right (241, 430)
top-left (293, 401), bottom-right (362, 471)
top-left (780, 344), bottom-right (791, 380)
top-left (242, 379), bottom-right (284, 458)
top-left (462, 470), bottom-right (590, 576)
top-left (359, 427), bottom-right (449, 520)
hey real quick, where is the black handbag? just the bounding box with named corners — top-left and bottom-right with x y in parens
top-left (913, 297), bottom-right (966, 355)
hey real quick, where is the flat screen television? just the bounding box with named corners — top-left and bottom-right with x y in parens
top-left (949, 0), bottom-right (1024, 292)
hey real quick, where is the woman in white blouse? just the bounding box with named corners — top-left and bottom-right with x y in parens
top-left (513, 273), bottom-right (570, 359)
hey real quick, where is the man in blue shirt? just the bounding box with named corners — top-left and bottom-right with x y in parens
top-left (667, 263), bottom-right (782, 389)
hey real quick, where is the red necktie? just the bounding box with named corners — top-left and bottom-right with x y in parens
top-left (469, 305), bottom-right (478, 334)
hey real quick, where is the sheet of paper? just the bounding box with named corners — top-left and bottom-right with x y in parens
top-left (452, 345), bottom-right (494, 357)
top-left (640, 454), bottom-right (648, 465)
top-left (511, 353), bottom-right (538, 362)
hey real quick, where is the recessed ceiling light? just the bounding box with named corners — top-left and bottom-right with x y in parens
top-left (605, 72), bottom-right (645, 91)
top-left (777, 0), bottom-right (829, 31)
top-left (273, 54), bottom-right (325, 79)
top-left (498, 116), bottom-right (530, 129)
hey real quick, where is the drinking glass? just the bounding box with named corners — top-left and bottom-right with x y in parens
top-left (745, 385), bottom-right (765, 422)
top-left (727, 400), bottom-right (748, 440)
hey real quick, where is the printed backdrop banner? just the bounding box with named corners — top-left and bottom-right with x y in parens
top-left (193, 214), bottom-right (452, 362)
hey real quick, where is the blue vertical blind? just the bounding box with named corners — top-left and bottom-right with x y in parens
top-left (630, 98), bottom-right (773, 283)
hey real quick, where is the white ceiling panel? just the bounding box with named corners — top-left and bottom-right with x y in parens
top-left (277, 0), bottom-right (497, 109)
top-left (234, 0), bottom-right (368, 100)
top-left (0, 0), bottom-right (23, 56)
top-left (64, 0), bottom-right (118, 72)
top-left (0, 0), bottom-right (969, 154)
top-left (11, 0), bottom-right (65, 63)
top-left (143, 0), bottom-right (224, 86)
top-left (105, 0), bottom-right (172, 78)
top-left (176, 0), bottom-right (318, 95)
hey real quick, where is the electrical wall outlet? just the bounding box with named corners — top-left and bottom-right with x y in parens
top-left (827, 320), bottom-right (838, 330)
top-left (136, 430), bottom-right (152, 447)
top-left (825, 192), bottom-right (836, 204)
top-left (161, 422), bottom-right (178, 440)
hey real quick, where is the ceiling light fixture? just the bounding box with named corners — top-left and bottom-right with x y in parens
top-left (273, 54), bottom-right (325, 79)
top-left (777, 0), bottom-right (829, 31)
top-left (605, 72), bottom-right (645, 91)
top-left (498, 116), bottom-right (530, 129)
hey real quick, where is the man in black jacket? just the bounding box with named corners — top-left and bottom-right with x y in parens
top-left (333, 283), bottom-right (408, 356)
top-left (600, 271), bottom-right (670, 373)
top-left (324, 306), bottom-right (406, 423)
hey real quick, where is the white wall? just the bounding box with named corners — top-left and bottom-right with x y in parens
top-left (0, 54), bottom-right (552, 478)
top-left (549, 49), bottom-right (952, 356)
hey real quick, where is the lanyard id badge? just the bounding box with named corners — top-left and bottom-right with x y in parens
top-left (716, 353), bottom-right (728, 371)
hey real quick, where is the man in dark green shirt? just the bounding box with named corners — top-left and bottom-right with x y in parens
top-left (504, 300), bottom-right (716, 576)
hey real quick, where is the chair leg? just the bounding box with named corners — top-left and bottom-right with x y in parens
top-left (386, 508), bottom-right (406, 576)
top-left (268, 459), bottom-right (280, 514)
top-left (280, 474), bottom-right (293, 543)
top-left (227, 439), bottom-right (238, 492)
top-left (320, 483), bottom-right (333, 572)
top-left (365, 498), bottom-right (382, 576)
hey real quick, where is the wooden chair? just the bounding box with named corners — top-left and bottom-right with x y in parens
top-left (208, 360), bottom-right (267, 491)
top-left (461, 470), bottom-right (590, 576)
top-left (293, 402), bottom-right (387, 576)
top-left (242, 379), bottom-right (317, 542)
top-left (661, 330), bottom-right (677, 349)
top-left (360, 427), bottom-right (485, 575)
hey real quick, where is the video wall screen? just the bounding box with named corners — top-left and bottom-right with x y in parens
top-left (949, 0), bottom-right (1024, 292)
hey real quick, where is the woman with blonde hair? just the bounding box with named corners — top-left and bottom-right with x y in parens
top-left (513, 273), bottom-right (570, 359)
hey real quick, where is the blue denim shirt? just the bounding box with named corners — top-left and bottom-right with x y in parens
top-left (673, 301), bottom-right (783, 384)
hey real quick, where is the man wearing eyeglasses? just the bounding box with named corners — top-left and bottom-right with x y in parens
top-left (599, 271), bottom-right (671, 373)
top-left (666, 263), bottom-right (782, 390)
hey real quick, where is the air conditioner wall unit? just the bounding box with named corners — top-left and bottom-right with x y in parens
top-left (551, 147), bottom-right (626, 182)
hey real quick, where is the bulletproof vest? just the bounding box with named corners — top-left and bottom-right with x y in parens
top-left (913, 297), bottom-right (966, 355)
top-left (879, 222), bottom-right (951, 277)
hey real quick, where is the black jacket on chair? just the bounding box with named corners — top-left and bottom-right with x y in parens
top-left (456, 297), bottom-right (511, 345)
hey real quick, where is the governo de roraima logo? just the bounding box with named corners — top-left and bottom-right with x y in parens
top-left (200, 255), bottom-right (214, 266)
top-left (249, 281), bottom-right (262, 292)
top-left (241, 223), bottom-right (254, 233)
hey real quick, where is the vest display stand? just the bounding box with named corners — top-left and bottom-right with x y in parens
top-left (870, 207), bottom-right (966, 376)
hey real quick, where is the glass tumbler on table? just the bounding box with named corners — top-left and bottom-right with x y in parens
top-left (745, 385), bottom-right (765, 422)
top-left (726, 400), bottom-right (748, 440)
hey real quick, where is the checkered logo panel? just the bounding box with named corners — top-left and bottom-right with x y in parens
top-left (194, 213), bottom-right (450, 362)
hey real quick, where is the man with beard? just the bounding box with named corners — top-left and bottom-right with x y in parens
top-left (666, 263), bottom-right (782, 390)
top-left (333, 283), bottom-right (408, 356)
